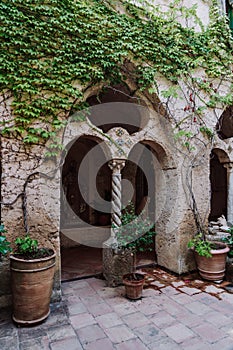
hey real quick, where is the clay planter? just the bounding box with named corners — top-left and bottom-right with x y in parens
top-left (123, 273), bottom-right (145, 300)
top-left (10, 251), bottom-right (56, 325)
top-left (193, 242), bottom-right (229, 282)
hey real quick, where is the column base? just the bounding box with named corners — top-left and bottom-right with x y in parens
top-left (102, 243), bottom-right (134, 287)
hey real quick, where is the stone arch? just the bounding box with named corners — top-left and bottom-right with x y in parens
top-left (211, 147), bottom-right (230, 164)
top-left (216, 105), bottom-right (233, 140)
top-left (85, 83), bottom-right (150, 134)
top-left (138, 139), bottom-right (177, 224)
top-left (138, 139), bottom-right (176, 170)
top-left (121, 139), bottom-right (177, 263)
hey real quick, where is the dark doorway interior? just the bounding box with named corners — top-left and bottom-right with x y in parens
top-left (209, 151), bottom-right (227, 221)
top-left (61, 136), bottom-right (111, 228)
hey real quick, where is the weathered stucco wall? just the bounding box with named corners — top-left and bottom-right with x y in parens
top-left (0, 139), bottom-right (61, 307)
top-left (131, 0), bottom-right (210, 29)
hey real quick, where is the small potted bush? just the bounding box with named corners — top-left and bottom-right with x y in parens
top-left (188, 233), bottom-right (229, 281)
top-left (116, 203), bottom-right (156, 300)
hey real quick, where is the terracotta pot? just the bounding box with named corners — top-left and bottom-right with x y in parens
top-left (10, 251), bottom-right (56, 325)
top-left (194, 242), bottom-right (229, 282)
top-left (123, 273), bottom-right (145, 300)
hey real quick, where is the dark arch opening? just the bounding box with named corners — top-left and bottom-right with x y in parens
top-left (216, 105), bottom-right (233, 140)
top-left (121, 142), bottom-right (157, 263)
top-left (209, 150), bottom-right (227, 221)
top-left (61, 136), bottom-right (111, 228)
top-left (226, 1), bottom-right (233, 31)
top-left (122, 144), bottom-right (155, 217)
top-left (86, 84), bottom-right (148, 134)
top-left (60, 135), bottom-right (112, 281)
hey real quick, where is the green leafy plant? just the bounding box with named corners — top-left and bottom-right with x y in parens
top-left (0, 224), bottom-right (53, 260)
top-left (0, 236), bottom-right (12, 255)
top-left (0, 225), bottom-right (12, 255)
top-left (188, 234), bottom-right (212, 258)
top-left (0, 224), bottom-right (12, 256)
top-left (115, 202), bottom-right (156, 253)
top-left (222, 227), bottom-right (233, 257)
top-left (115, 202), bottom-right (156, 284)
top-left (14, 235), bottom-right (38, 257)
top-left (14, 234), bottom-right (53, 259)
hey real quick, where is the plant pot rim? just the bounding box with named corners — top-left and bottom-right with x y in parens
top-left (123, 272), bottom-right (146, 283)
top-left (191, 241), bottom-right (230, 255)
top-left (10, 250), bottom-right (56, 263)
top-left (209, 241), bottom-right (230, 254)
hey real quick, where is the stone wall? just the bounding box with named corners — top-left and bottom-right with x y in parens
top-left (0, 139), bottom-right (61, 307)
top-left (0, 78), bottom-right (232, 307)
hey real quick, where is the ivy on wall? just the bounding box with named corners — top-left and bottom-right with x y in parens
top-left (0, 0), bottom-right (233, 148)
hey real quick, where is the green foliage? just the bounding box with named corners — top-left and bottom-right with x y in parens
top-left (188, 234), bottom-right (212, 258)
top-left (199, 126), bottom-right (214, 139)
top-left (115, 202), bottom-right (156, 252)
top-left (15, 235), bottom-right (38, 256)
top-left (0, 225), bottom-right (12, 255)
top-left (0, 0), bottom-right (233, 149)
top-left (222, 227), bottom-right (233, 257)
top-left (174, 130), bottom-right (195, 151)
top-left (161, 86), bottom-right (179, 99)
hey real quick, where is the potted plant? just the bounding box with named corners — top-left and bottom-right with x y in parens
top-left (188, 233), bottom-right (229, 282)
top-left (0, 223), bottom-right (56, 326)
top-left (115, 202), bottom-right (156, 300)
top-left (10, 234), bottom-right (56, 325)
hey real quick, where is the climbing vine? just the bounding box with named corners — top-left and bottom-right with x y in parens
top-left (0, 0), bottom-right (233, 151)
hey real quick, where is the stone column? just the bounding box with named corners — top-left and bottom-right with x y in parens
top-left (103, 159), bottom-right (134, 286)
top-left (108, 159), bottom-right (125, 244)
top-left (224, 163), bottom-right (233, 225)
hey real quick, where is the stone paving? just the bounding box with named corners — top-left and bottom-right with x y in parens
top-left (1, 268), bottom-right (233, 350)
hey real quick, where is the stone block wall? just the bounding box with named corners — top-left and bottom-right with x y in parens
top-left (0, 139), bottom-right (61, 307)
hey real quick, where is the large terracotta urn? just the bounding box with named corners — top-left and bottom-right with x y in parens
top-left (10, 251), bottom-right (56, 325)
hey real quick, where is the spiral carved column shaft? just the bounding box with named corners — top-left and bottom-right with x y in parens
top-left (103, 159), bottom-right (133, 287)
top-left (108, 159), bottom-right (125, 242)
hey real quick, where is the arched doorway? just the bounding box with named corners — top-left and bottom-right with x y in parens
top-left (61, 136), bottom-right (111, 228)
top-left (60, 135), bottom-right (111, 280)
top-left (209, 150), bottom-right (227, 221)
top-left (122, 142), bottom-right (158, 265)
top-left (123, 143), bottom-right (155, 217)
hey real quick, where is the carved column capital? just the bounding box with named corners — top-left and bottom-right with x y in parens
top-left (108, 159), bottom-right (126, 173)
top-left (223, 162), bottom-right (233, 172)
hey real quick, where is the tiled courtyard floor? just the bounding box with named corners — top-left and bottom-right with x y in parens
top-left (1, 267), bottom-right (233, 350)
